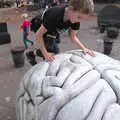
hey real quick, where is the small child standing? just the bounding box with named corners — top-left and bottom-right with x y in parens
top-left (20, 13), bottom-right (34, 49)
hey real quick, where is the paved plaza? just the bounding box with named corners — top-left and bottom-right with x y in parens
top-left (0, 6), bottom-right (120, 120)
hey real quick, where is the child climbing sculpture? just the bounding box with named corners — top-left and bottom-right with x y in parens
top-left (20, 13), bottom-right (34, 49)
top-left (26, 0), bottom-right (95, 65)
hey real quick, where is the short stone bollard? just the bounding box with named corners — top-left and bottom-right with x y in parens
top-left (11, 46), bottom-right (25, 68)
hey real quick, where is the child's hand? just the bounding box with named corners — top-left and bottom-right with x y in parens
top-left (44, 52), bottom-right (56, 62)
top-left (83, 48), bottom-right (95, 57)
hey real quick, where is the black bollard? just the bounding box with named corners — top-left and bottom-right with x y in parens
top-left (104, 40), bottom-right (113, 55)
top-left (0, 22), bottom-right (8, 32)
top-left (103, 27), bottom-right (119, 55)
top-left (0, 22), bottom-right (11, 45)
top-left (0, 32), bottom-right (11, 45)
top-left (11, 46), bottom-right (25, 68)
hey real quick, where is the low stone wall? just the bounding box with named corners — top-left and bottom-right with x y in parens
top-left (16, 50), bottom-right (120, 120)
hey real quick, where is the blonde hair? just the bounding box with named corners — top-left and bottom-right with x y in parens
top-left (69, 0), bottom-right (94, 14)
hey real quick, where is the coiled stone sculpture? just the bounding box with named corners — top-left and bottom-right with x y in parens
top-left (16, 50), bottom-right (120, 120)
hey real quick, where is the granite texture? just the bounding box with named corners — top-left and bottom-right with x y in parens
top-left (16, 50), bottom-right (120, 120)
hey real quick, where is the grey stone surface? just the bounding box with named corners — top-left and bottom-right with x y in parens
top-left (16, 50), bottom-right (120, 120)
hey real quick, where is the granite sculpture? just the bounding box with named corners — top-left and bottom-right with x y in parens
top-left (16, 50), bottom-right (120, 120)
